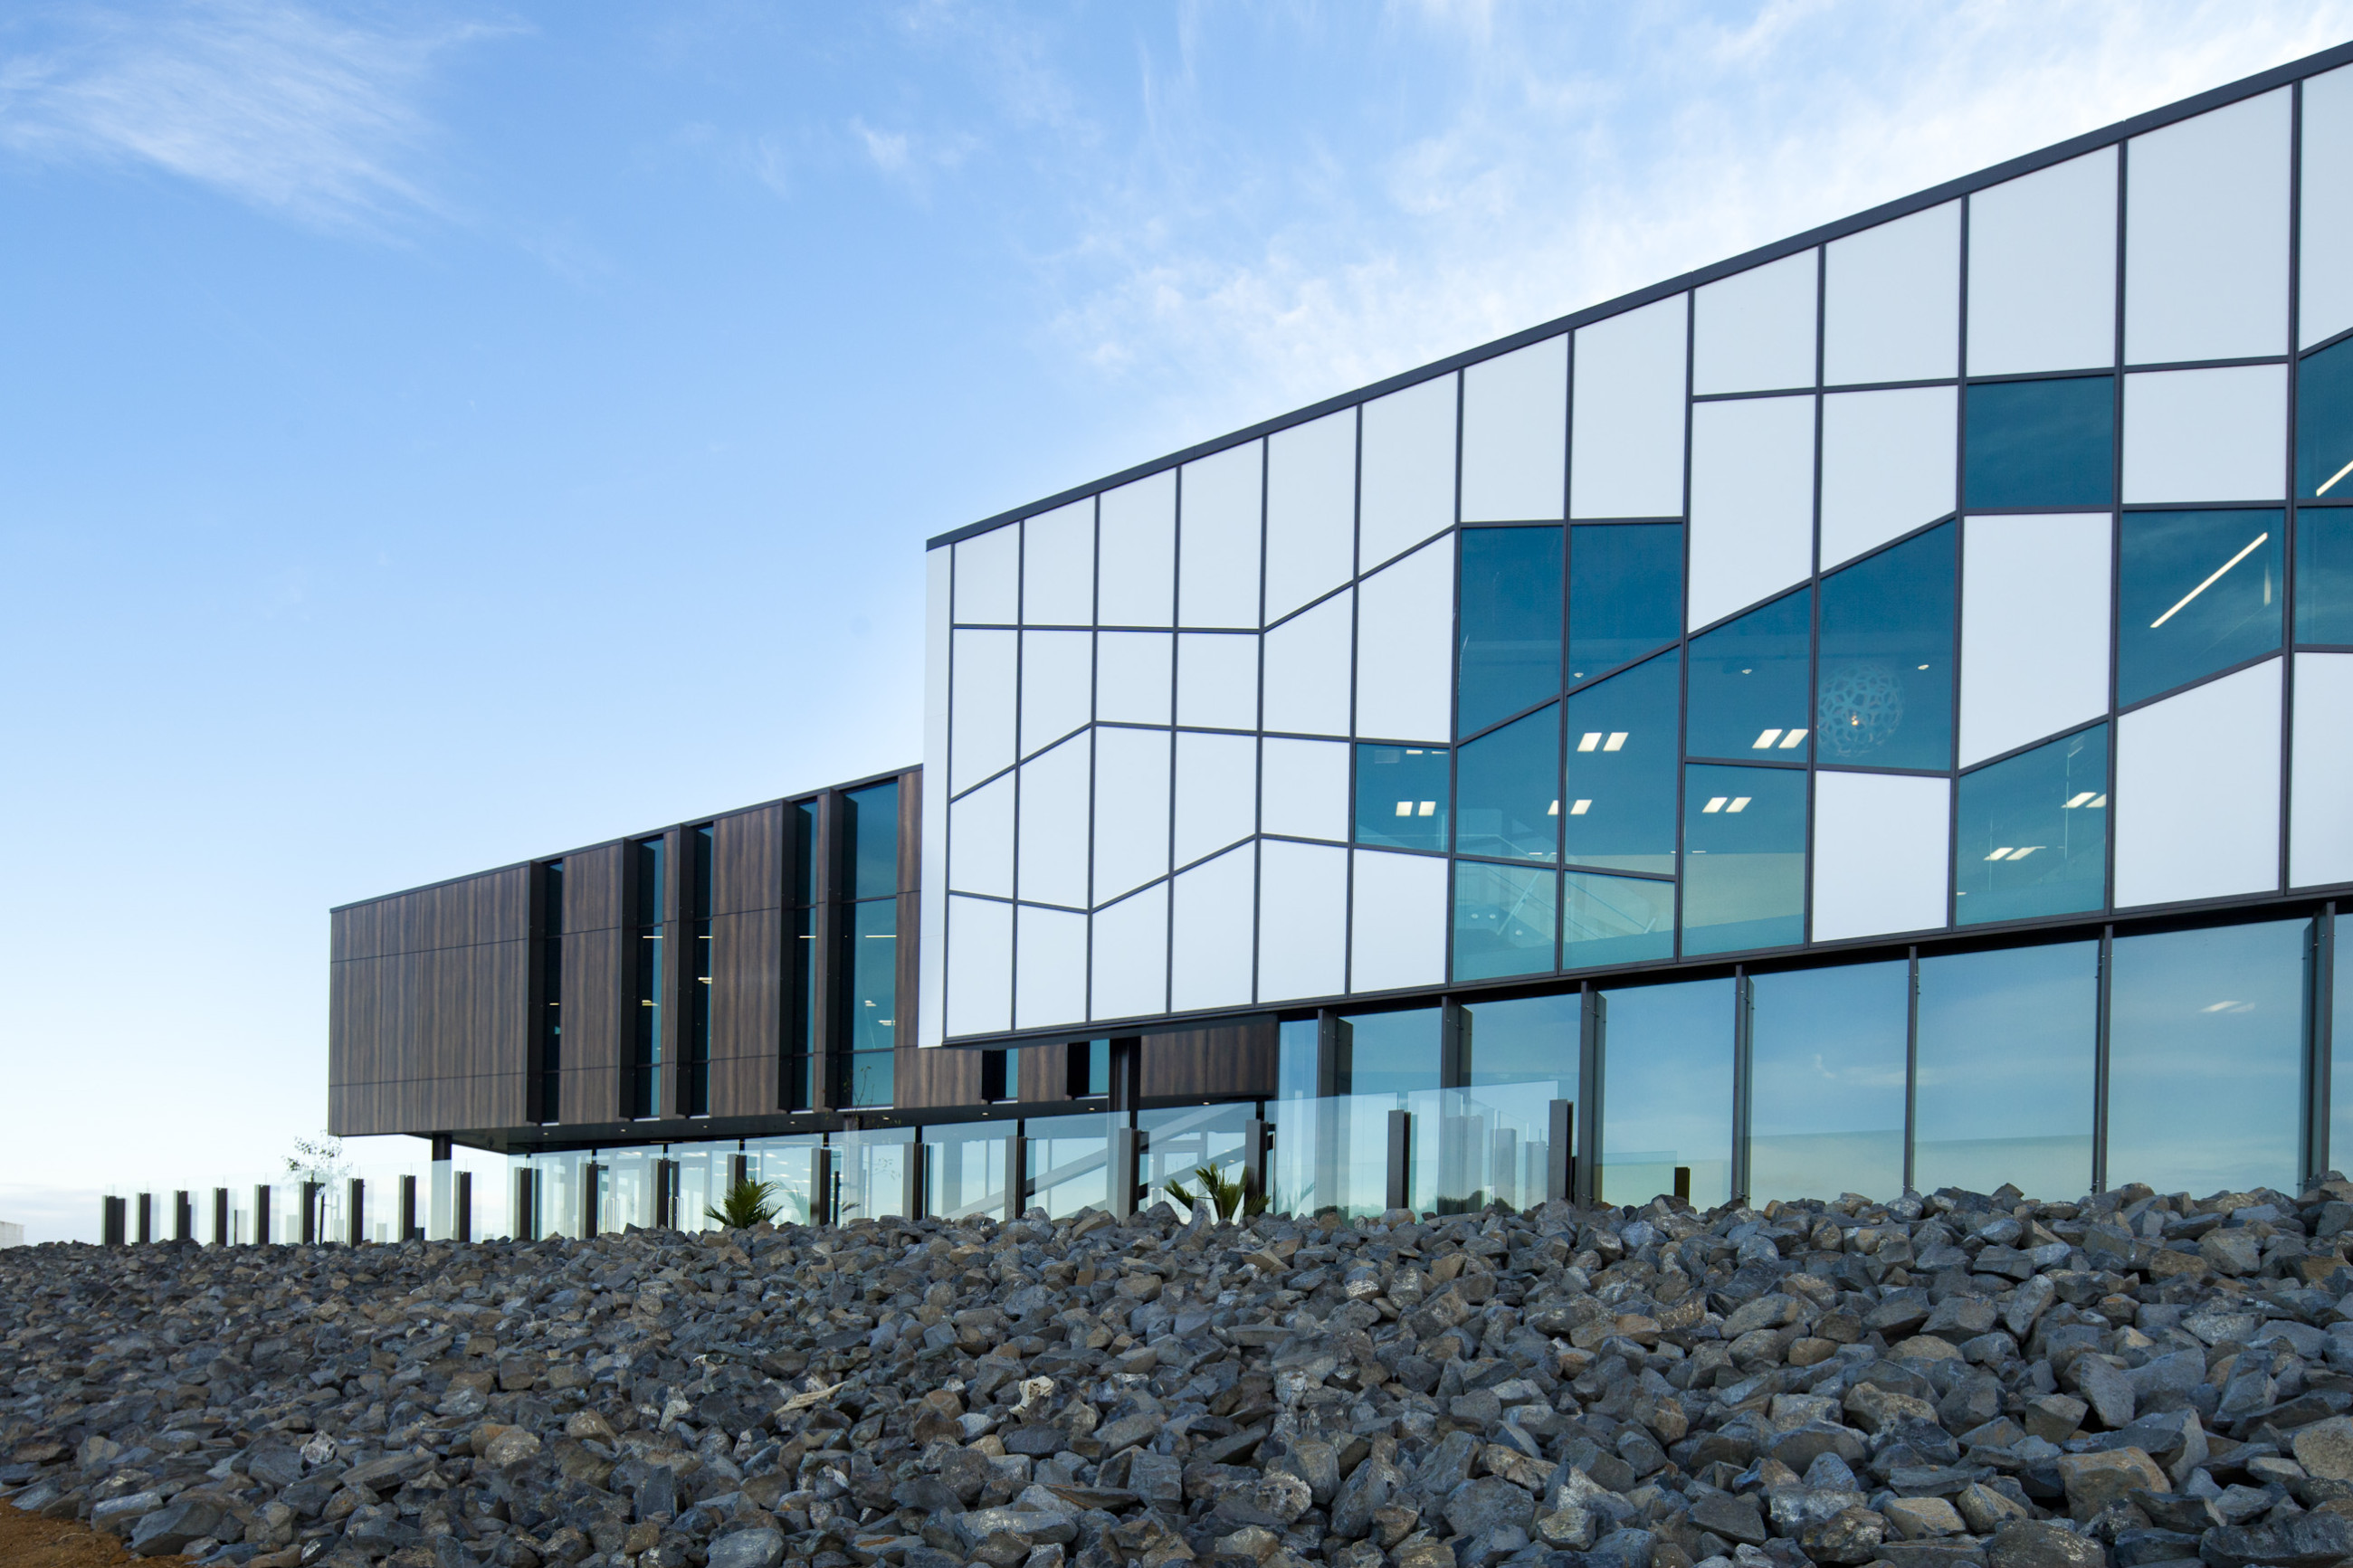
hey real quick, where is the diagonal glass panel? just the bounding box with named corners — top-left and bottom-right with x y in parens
top-left (1954, 724), bottom-right (2108, 926)
top-left (2117, 508), bottom-right (2282, 706)
top-left (1455, 703), bottom-right (1560, 861)
top-left (1568, 523), bottom-right (1682, 685)
top-left (1457, 527), bottom-right (1562, 736)
top-left (1687, 589), bottom-right (1812, 762)
top-left (1817, 523), bottom-right (1956, 770)
top-left (1561, 870), bottom-right (1674, 971)
top-left (1451, 861), bottom-right (1558, 982)
top-left (2298, 336), bottom-right (2353, 499)
top-left (1562, 649), bottom-right (1679, 875)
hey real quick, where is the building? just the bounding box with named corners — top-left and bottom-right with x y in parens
top-left (310, 43), bottom-right (2353, 1240)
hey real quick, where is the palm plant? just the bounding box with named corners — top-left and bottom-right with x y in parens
top-left (704, 1178), bottom-right (781, 1230)
top-left (1163, 1164), bottom-right (1267, 1224)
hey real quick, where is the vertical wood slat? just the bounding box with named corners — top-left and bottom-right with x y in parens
top-left (709, 907), bottom-right (781, 1115)
top-left (1139, 1022), bottom-right (1279, 1099)
top-left (714, 804), bottom-right (784, 917)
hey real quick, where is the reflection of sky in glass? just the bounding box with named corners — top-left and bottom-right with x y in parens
top-left (2108, 920), bottom-right (2307, 1196)
top-left (1340, 1007), bottom-right (1440, 1096)
top-left (1597, 978), bottom-right (1734, 1208)
top-left (1915, 943), bottom-right (2097, 1200)
top-left (1462, 992), bottom-right (1577, 1088)
top-left (1749, 963), bottom-right (1908, 1201)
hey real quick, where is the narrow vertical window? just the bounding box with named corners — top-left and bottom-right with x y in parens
top-left (685, 825), bottom-right (713, 1117)
top-left (538, 860), bottom-right (564, 1124)
top-left (835, 780), bottom-right (900, 1107)
top-left (630, 835), bottom-right (666, 1119)
top-left (784, 801), bottom-right (817, 1110)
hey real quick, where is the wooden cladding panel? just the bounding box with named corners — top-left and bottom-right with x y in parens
top-left (327, 940), bottom-right (528, 1094)
top-left (566, 842), bottom-right (624, 935)
top-left (895, 1042), bottom-right (981, 1111)
top-left (333, 866), bottom-right (529, 963)
top-left (558, 924), bottom-right (624, 1123)
top-left (330, 1073), bottom-right (524, 1138)
top-left (1140, 1022), bottom-right (1278, 1100)
top-left (709, 908), bottom-right (781, 1115)
top-left (713, 804), bottom-right (783, 917)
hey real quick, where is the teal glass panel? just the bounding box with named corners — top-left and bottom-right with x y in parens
top-left (1336, 1007), bottom-right (1439, 1096)
top-left (2107, 919), bottom-right (2310, 1196)
top-left (1954, 726), bottom-right (2108, 926)
top-left (2118, 509), bottom-right (2282, 706)
top-left (1451, 861), bottom-right (1558, 982)
top-left (1455, 704), bottom-right (1559, 861)
top-left (1562, 870), bottom-right (1674, 971)
top-left (1597, 978), bottom-right (1733, 1208)
top-left (847, 781), bottom-right (900, 899)
top-left (1817, 523), bottom-right (1955, 771)
top-left (1963, 375), bottom-right (2114, 508)
top-left (1748, 962), bottom-right (1909, 1202)
top-left (844, 897), bottom-right (897, 1052)
top-left (1460, 992), bottom-right (1576, 1088)
top-left (2297, 512), bottom-right (2353, 645)
top-left (1686, 590), bottom-right (1812, 762)
top-left (2299, 337), bottom-right (2353, 499)
top-left (1568, 523), bottom-right (1683, 685)
top-left (1277, 1017), bottom-right (1319, 1100)
top-left (843, 1050), bottom-right (894, 1108)
top-left (1457, 527), bottom-right (1562, 736)
top-left (1681, 764), bottom-right (1806, 955)
top-left (1354, 744), bottom-right (1449, 851)
top-left (1563, 649), bottom-right (1679, 874)
top-left (1914, 942), bottom-right (2096, 1201)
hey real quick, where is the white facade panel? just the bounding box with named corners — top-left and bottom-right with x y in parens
top-left (2303, 66), bottom-right (2353, 348)
top-left (1022, 499), bottom-right (1094, 625)
top-left (1461, 337), bottom-right (1567, 521)
top-left (1260, 736), bottom-right (1351, 842)
top-left (1688, 394), bottom-right (1815, 630)
top-left (1348, 850), bottom-right (1447, 993)
top-left (1098, 469), bottom-right (1176, 627)
top-left (1811, 771), bottom-right (1950, 941)
top-left (1264, 408), bottom-right (1357, 622)
top-left (1015, 735), bottom-right (1091, 909)
top-left (1353, 540), bottom-right (1453, 744)
top-left (1176, 631), bottom-right (1259, 731)
top-left (1169, 845), bottom-right (1256, 1013)
top-left (953, 526), bottom-right (1019, 623)
top-left (1094, 631), bottom-right (1172, 726)
top-left (1818, 385), bottom-right (1958, 568)
top-left (2125, 90), bottom-right (2291, 366)
top-left (1359, 372), bottom-right (1458, 569)
top-left (1019, 630), bottom-right (1092, 757)
top-left (945, 896), bottom-right (1013, 1038)
top-left (948, 771), bottom-right (1015, 898)
top-left (1015, 905), bottom-right (1088, 1031)
top-left (2114, 659), bottom-right (2282, 908)
top-left (1172, 730), bottom-right (1257, 869)
top-left (1967, 147), bottom-right (2117, 375)
top-left (1824, 201), bottom-right (1958, 385)
top-left (1089, 883), bottom-right (1168, 1022)
top-left (1570, 295), bottom-right (1687, 519)
top-left (1959, 514), bottom-right (2112, 766)
top-left (1178, 439), bottom-right (1262, 628)
top-left (1262, 590), bottom-right (1353, 737)
top-left (2121, 366), bottom-right (2287, 503)
top-left (1693, 250), bottom-right (1817, 394)
top-left (949, 628), bottom-right (1017, 792)
top-left (1091, 725), bottom-right (1172, 905)
top-left (1255, 840), bottom-right (1348, 1003)
top-left (2291, 652), bottom-right (2353, 889)
top-left (920, 546), bottom-right (952, 1048)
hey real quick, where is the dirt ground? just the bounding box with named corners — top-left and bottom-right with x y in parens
top-left (0, 1506), bottom-right (187, 1568)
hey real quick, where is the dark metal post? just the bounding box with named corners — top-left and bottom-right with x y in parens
top-left (514, 1168), bottom-right (537, 1241)
top-left (1547, 1100), bottom-right (1576, 1203)
top-left (1385, 1108), bottom-right (1411, 1213)
top-left (253, 1185), bottom-right (272, 1246)
top-left (399, 1175), bottom-right (418, 1241)
top-left (1673, 1166), bottom-right (1691, 1203)
top-left (1243, 1118), bottom-right (1272, 1211)
top-left (348, 1179), bottom-right (365, 1245)
top-left (300, 1182), bottom-right (319, 1245)
top-left (454, 1172), bottom-right (472, 1242)
top-left (814, 1146), bottom-right (837, 1227)
top-left (211, 1188), bottom-right (228, 1247)
top-left (1577, 985), bottom-right (1605, 1208)
top-left (135, 1193), bottom-right (152, 1244)
top-left (1109, 1126), bottom-right (1142, 1221)
top-left (902, 1142), bottom-right (927, 1221)
top-left (101, 1196), bottom-right (125, 1246)
top-left (582, 1163), bottom-right (603, 1236)
top-left (1000, 1135), bottom-right (1024, 1224)
top-left (729, 1153), bottom-right (749, 1189)
top-left (174, 1191), bottom-right (193, 1242)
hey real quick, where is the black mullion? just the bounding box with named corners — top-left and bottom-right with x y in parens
top-left (2106, 134), bottom-right (2128, 919)
top-left (1558, 327), bottom-right (1576, 975)
top-left (2316, 902), bottom-right (2338, 1180)
top-left (1804, 234), bottom-right (1827, 944)
top-left (1447, 369), bottom-right (1466, 985)
top-left (1949, 190), bottom-right (1972, 933)
top-left (1674, 288), bottom-right (1697, 959)
top-left (1730, 966), bottom-right (1752, 1203)
top-left (2283, 80), bottom-right (2304, 898)
top-left (1160, 478), bottom-right (1180, 1023)
top-left (2092, 924), bottom-right (2113, 1192)
top-left (1903, 946), bottom-right (1920, 1193)
top-left (1956, 714), bottom-right (2113, 778)
top-left (1253, 437), bottom-right (1269, 1012)
top-left (1345, 404), bottom-right (1363, 996)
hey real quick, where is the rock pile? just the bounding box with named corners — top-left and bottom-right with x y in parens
top-left (12, 1180), bottom-right (2353, 1568)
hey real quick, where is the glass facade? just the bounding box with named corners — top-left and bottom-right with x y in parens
top-left (628, 835), bottom-right (665, 1121)
top-left (1954, 725), bottom-right (2109, 925)
top-left (1748, 963), bottom-right (1909, 1202)
top-left (837, 782), bottom-right (899, 1107)
top-left (1451, 860), bottom-right (1557, 982)
top-left (1681, 763), bottom-right (1805, 955)
top-left (1563, 870), bottom-right (1674, 970)
top-left (1914, 942), bottom-right (2098, 1198)
top-left (1963, 375), bottom-right (2114, 509)
top-left (1816, 524), bottom-right (1955, 771)
top-left (2297, 511), bottom-right (2353, 646)
top-left (2299, 336), bottom-right (2353, 500)
top-left (1562, 650), bottom-right (1679, 875)
top-left (1598, 979), bottom-right (1733, 1208)
top-left (2117, 508), bottom-right (2282, 706)
top-left (1354, 746), bottom-right (1449, 851)
top-left (1454, 705), bottom-right (1558, 861)
top-left (1568, 523), bottom-right (1682, 686)
top-left (684, 826), bottom-right (712, 1118)
top-left (1456, 526), bottom-right (1561, 736)
top-left (1686, 589), bottom-right (1812, 762)
top-left (537, 859), bottom-right (563, 1124)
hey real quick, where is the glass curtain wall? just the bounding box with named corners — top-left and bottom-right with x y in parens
top-left (1747, 963), bottom-right (1909, 1201)
top-left (837, 782), bottom-right (900, 1107)
top-left (924, 1122), bottom-right (1011, 1221)
top-left (1913, 943), bottom-right (2098, 1197)
top-left (832, 1126), bottom-right (916, 1221)
top-left (746, 1136), bottom-right (822, 1226)
top-left (1597, 979), bottom-right (1734, 1207)
top-left (1140, 1103), bottom-right (1254, 1215)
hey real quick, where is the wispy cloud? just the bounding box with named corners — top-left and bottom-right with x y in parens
top-left (0, 0), bottom-right (506, 234)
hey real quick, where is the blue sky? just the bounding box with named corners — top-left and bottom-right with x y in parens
top-left (2, 2), bottom-right (2346, 1240)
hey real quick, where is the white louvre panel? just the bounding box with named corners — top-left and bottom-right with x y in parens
top-left (1967, 147), bottom-right (2116, 375)
top-left (1179, 440), bottom-right (1262, 629)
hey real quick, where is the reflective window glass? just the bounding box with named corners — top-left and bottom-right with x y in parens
top-left (1277, 1017), bottom-right (1319, 1100)
top-left (2118, 508), bottom-right (2282, 706)
top-left (1568, 523), bottom-right (1683, 685)
top-left (844, 898), bottom-right (897, 1052)
top-left (1563, 650), bottom-right (1680, 875)
top-left (842, 1050), bottom-right (894, 1109)
top-left (1681, 764), bottom-right (1806, 955)
top-left (1915, 942), bottom-right (2097, 1198)
top-left (847, 781), bottom-right (900, 899)
top-left (1455, 704), bottom-right (1558, 861)
top-left (2299, 337), bottom-right (2353, 499)
top-left (1451, 862), bottom-right (1558, 982)
top-left (1954, 725), bottom-right (2108, 926)
top-left (1457, 527), bottom-right (1562, 736)
top-left (1598, 978), bottom-right (1734, 1208)
top-left (1030, 1113), bottom-right (1111, 1218)
top-left (1336, 1008), bottom-right (1439, 1096)
top-left (1686, 589), bottom-right (1813, 762)
top-left (1963, 375), bottom-right (2115, 509)
top-left (1563, 871), bottom-right (1675, 971)
top-left (2108, 919), bottom-right (2310, 1195)
top-left (923, 1124), bottom-right (1008, 1221)
top-left (1748, 963), bottom-right (1909, 1202)
top-left (2298, 512), bottom-right (2353, 645)
top-left (1461, 993), bottom-right (1577, 1088)
top-left (1817, 523), bottom-right (1956, 770)
top-left (1353, 745), bottom-right (1449, 851)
